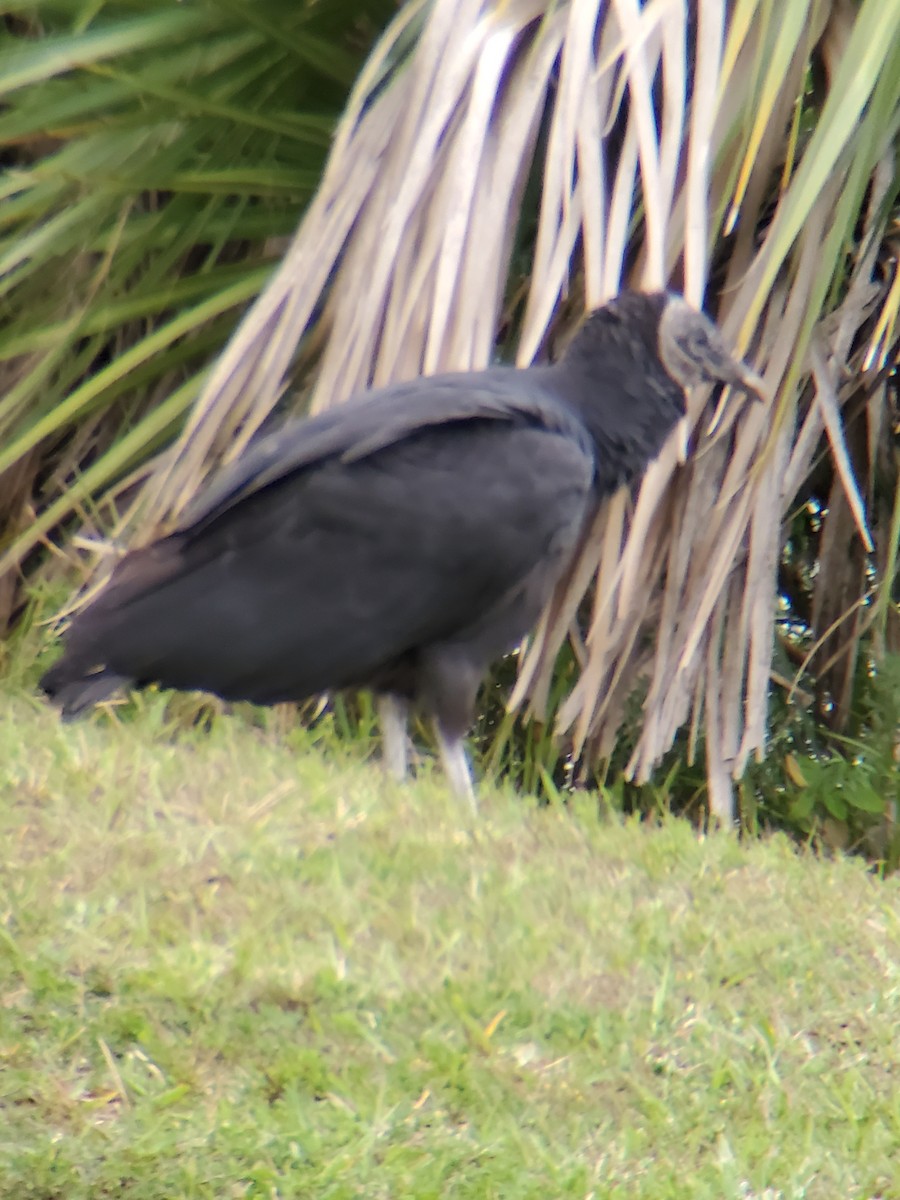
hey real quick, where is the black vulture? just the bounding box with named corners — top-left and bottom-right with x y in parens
top-left (40, 291), bottom-right (765, 809)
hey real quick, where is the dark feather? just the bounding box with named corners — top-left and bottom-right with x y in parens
top-left (40, 290), bottom-right (760, 796)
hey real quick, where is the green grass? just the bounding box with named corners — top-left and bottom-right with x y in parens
top-left (2, 685), bottom-right (900, 1199)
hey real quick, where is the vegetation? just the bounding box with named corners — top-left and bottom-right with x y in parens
top-left (0, 0), bottom-right (395, 601)
top-left (1, 2), bottom-right (899, 832)
top-left (3, 675), bottom-right (900, 1198)
top-left (3, 10), bottom-right (899, 1194)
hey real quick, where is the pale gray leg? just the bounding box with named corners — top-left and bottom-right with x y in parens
top-left (434, 722), bottom-right (478, 816)
top-left (379, 694), bottom-right (410, 782)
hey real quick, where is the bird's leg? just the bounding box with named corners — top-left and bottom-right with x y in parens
top-left (418, 647), bottom-right (481, 815)
top-left (433, 722), bottom-right (478, 817)
top-left (379, 694), bottom-right (410, 782)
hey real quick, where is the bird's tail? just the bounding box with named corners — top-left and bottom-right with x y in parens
top-left (39, 655), bottom-right (130, 719)
top-left (39, 536), bottom-right (187, 718)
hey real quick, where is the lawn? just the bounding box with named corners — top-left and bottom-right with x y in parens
top-left (1, 684), bottom-right (899, 1199)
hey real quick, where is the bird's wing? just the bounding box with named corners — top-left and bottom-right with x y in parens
top-left (65, 419), bottom-right (595, 707)
top-left (181, 370), bottom-right (588, 533)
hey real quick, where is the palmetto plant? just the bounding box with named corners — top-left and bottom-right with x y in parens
top-left (0, 0), bottom-right (394, 597)
top-left (3, 0), bottom-right (899, 824)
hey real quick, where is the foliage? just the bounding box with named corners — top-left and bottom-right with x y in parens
top-left (1, 0), bottom-right (899, 829)
top-left (0, 0), bottom-right (394, 599)
top-left (2, 682), bottom-right (900, 1198)
top-left (747, 652), bottom-right (900, 864)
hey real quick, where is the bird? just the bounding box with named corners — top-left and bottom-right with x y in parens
top-left (40, 290), bottom-right (766, 811)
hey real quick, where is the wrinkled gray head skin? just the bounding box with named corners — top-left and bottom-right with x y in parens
top-left (657, 295), bottom-right (768, 400)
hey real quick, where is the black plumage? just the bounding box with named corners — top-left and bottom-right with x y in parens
top-left (40, 290), bottom-right (765, 807)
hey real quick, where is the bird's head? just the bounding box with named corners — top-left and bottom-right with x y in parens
top-left (657, 294), bottom-right (768, 401)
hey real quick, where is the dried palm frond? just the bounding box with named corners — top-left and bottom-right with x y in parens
top-left (57, 0), bottom-right (900, 821)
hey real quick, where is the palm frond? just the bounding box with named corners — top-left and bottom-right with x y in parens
top-left (0, 0), bottom-right (395, 580)
top-left (16, 0), bottom-right (900, 822)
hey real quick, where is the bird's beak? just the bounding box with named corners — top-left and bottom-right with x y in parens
top-left (703, 331), bottom-right (770, 403)
top-left (729, 357), bottom-right (770, 404)
top-left (705, 348), bottom-right (770, 437)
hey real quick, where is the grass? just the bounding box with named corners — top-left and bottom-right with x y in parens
top-left (2, 679), bottom-right (900, 1198)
